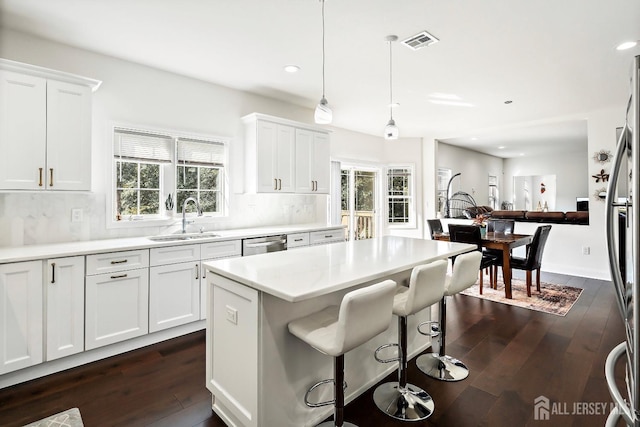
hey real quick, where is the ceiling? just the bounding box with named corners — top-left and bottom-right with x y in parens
top-left (1, 0), bottom-right (639, 157)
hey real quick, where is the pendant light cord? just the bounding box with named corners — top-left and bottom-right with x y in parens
top-left (321, 0), bottom-right (326, 99)
top-left (388, 39), bottom-right (393, 120)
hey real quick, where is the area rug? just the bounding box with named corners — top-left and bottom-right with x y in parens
top-left (460, 278), bottom-right (583, 316)
top-left (22, 408), bottom-right (84, 427)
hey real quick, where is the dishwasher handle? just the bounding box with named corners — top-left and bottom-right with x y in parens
top-left (243, 239), bottom-right (287, 248)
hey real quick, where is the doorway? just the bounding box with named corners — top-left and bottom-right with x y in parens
top-left (341, 166), bottom-right (379, 241)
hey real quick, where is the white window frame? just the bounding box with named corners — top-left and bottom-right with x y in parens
top-left (107, 123), bottom-right (229, 229)
top-left (386, 164), bottom-right (416, 229)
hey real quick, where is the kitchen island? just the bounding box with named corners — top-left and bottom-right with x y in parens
top-left (203, 236), bottom-right (474, 427)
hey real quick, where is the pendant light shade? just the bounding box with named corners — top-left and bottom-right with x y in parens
top-left (315, 0), bottom-right (332, 124)
top-left (384, 35), bottom-right (399, 140)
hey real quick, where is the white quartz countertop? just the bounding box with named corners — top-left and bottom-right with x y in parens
top-left (204, 236), bottom-right (475, 302)
top-left (0, 223), bottom-right (343, 264)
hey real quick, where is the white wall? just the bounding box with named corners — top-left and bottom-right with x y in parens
top-left (504, 149), bottom-right (588, 212)
top-left (436, 143), bottom-right (504, 209)
top-left (0, 29), bottom-right (424, 246)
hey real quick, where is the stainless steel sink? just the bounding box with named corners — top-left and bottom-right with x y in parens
top-left (148, 232), bottom-right (220, 242)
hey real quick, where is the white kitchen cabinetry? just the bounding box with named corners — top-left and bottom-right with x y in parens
top-left (45, 256), bottom-right (85, 361)
top-left (295, 129), bottom-right (330, 194)
top-left (0, 260), bottom-right (43, 375)
top-left (149, 245), bottom-right (201, 332)
top-left (85, 250), bottom-right (149, 350)
top-left (200, 240), bottom-right (242, 320)
top-left (286, 232), bottom-right (310, 249)
top-left (309, 227), bottom-right (345, 245)
top-left (0, 60), bottom-right (100, 191)
top-left (243, 113), bottom-right (330, 194)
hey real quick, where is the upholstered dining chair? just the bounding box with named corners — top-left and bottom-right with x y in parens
top-left (447, 224), bottom-right (498, 293)
top-left (509, 225), bottom-right (552, 296)
top-left (426, 219), bottom-right (443, 239)
top-left (486, 219), bottom-right (515, 288)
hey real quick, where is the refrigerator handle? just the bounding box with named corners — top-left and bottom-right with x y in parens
top-left (605, 124), bottom-right (631, 321)
top-left (606, 342), bottom-right (635, 425)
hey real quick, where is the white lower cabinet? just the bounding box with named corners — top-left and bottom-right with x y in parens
top-left (45, 256), bottom-right (84, 361)
top-left (149, 245), bottom-right (201, 332)
top-left (85, 250), bottom-right (149, 350)
top-left (0, 260), bottom-right (43, 375)
top-left (200, 240), bottom-right (242, 320)
top-left (309, 228), bottom-right (345, 245)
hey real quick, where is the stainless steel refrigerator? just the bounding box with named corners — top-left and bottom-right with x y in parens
top-left (605, 54), bottom-right (639, 426)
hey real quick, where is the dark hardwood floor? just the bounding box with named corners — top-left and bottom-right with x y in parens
top-left (0, 271), bottom-right (626, 426)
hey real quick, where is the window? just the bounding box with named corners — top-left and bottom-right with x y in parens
top-left (488, 175), bottom-right (499, 210)
top-left (387, 166), bottom-right (413, 225)
top-left (437, 168), bottom-right (451, 217)
top-left (112, 127), bottom-right (226, 223)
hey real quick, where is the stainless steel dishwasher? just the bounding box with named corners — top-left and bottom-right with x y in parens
top-left (242, 235), bottom-right (287, 256)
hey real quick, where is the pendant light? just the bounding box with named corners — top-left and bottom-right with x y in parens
top-left (384, 35), bottom-right (399, 140)
top-left (314, 0), bottom-right (332, 124)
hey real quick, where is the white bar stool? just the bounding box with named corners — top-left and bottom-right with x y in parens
top-left (416, 251), bottom-right (482, 381)
top-left (372, 259), bottom-right (448, 421)
top-left (288, 280), bottom-right (397, 427)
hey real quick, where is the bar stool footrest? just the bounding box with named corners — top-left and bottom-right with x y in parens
top-left (417, 320), bottom-right (440, 338)
top-left (374, 343), bottom-right (399, 363)
top-left (304, 378), bottom-right (348, 408)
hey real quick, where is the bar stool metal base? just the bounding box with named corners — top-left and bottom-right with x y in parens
top-left (317, 422), bottom-right (357, 427)
top-left (372, 382), bottom-right (435, 421)
top-left (415, 353), bottom-right (469, 382)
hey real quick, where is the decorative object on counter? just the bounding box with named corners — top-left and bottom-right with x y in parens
top-left (593, 149), bottom-right (612, 163)
top-left (592, 169), bottom-right (610, 183)
top-left (314, 0), bottom-right (332, 124)
top-left (384, 35), bottom-right (399, 140)
top-left (165, 193), bottom-right (174, 211)
top-left (594, 187), bottom-right (607, 201)
top-left (461, 278), bottom-right (582, 316)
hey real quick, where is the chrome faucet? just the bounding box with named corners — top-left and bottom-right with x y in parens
top-left (181, 197), bottom-right (202, 233)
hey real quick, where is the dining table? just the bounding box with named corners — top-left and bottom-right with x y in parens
top-left (433, 231), bottom-right (533, 299)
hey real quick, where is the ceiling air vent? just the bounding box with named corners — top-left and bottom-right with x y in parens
top-left (401, 31), bottom-right (439, 50)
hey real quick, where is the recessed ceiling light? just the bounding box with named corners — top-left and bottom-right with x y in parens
top-left (504, 100), bottom-right (513, 104)
top-left (388, 102), bottom-right (400, 108)
top-left (429, 93), bottom-right (461, 101)
top-left (498, 146), bottom-right (505, 149)
top-left (429, 100), bottom-right (474, 107)
top-left (519, 153), bottom-right (525, 156)
top-left (471, 137), bottom-right (477, 141)
top-left (283, 65), bottom-right (300, 73)
top-left (616, 41), bottom-right (638, 51)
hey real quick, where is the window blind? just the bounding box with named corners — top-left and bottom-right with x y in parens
top-left (177, 138), bottom-right (225, 167)
top-left (114, 128), bottom-right (173, 163)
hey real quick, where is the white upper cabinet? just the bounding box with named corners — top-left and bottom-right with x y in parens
top-left (243, 113), bottom-right (330, 194)
top-left (295, 129), bottom-right (330, 194)
top-left (0, 59), bottom-right (100, 191)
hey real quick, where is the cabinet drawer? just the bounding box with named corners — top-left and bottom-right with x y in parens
top-left (150, 245), bottom-right (200, 266)
top-left (309, 228), bottom-right (345, 245)
top-left (201, 240), bottom-right (242, 260)
top-left (86, 249), bottom-right (149, 275)
top-left (287, 233), bottom-right (309, 248)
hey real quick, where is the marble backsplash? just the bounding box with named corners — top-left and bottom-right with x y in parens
top-left (0, 192), bottom-right (326, 247)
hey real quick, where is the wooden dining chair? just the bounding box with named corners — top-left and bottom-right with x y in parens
top-left (447, 224), bottom-right (498, 293)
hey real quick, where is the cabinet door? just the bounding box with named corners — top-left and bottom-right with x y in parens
top-left (312, 132), bottom-right (330, 193)
top-left (256, 121), bottom-right (294, 193)
top-left (295, 129), bottom-right (330, 194)
top-left (274, 124), bottom-right (295, 192)
top-left (85, 268), bottom-right (149, 350)
top-left (46, 80), bottom-right (92, 190)
top-left (46, 256), bottom-right (84, 361)
top-left (149, 262), bottom-right (200, 332)
top-left (200, 253), bottom-right (241, 320)
top-left (0, 71), bottom-right (47, 190)
top-left (0, 260), bottom-right (43, 374)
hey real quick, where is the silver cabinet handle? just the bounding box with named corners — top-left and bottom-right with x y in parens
top-left (50, 262), bottom-right (56, 284)
top-left (244, 239), bottom-right (287, 248)
top-left (278, 178), bottom-right (282, 190)
top-left (195, 263), bottom-right (199, 280)
top-left (274, 178), bottom-right (278, 190)
top-left (110, 274), bottom-right (128, 279)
